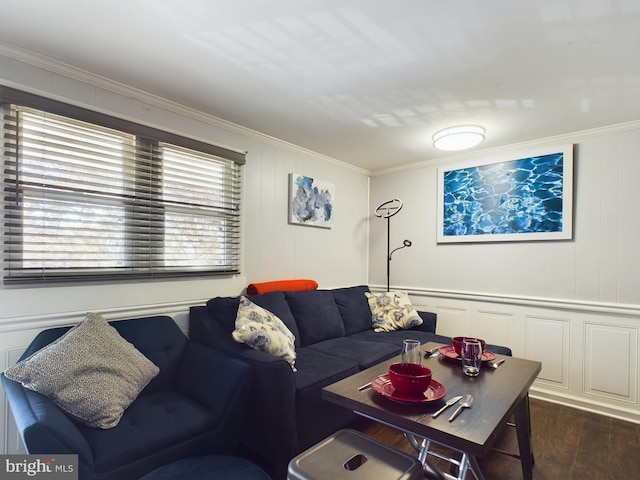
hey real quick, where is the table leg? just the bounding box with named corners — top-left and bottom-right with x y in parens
top-left (467, 455), bottom-right (486, 480)
top-left (514, 393), bottom-right (534, 480)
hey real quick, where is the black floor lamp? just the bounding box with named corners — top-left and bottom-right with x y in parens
top-left (375, 198), bottom-right (412, 292)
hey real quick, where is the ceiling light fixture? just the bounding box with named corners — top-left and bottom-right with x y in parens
top-left (433, 125), bottom-right (486, 151)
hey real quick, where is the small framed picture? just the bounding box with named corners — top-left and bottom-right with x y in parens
top-left (289, 173), bottom-right (335, 228)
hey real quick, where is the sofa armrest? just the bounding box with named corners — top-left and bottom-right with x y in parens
top-left (412, 311), bottom-right (437, 334)
top-left (189, 305), bottom-right (299, 461)
top-left (1, 374), bottom-right (93, 460)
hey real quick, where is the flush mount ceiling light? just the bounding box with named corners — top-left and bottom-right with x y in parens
top-left (433, 125), bottom-right (486, 151)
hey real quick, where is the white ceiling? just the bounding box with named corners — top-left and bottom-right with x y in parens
top-left (1, 0), bottom-right (639, 171)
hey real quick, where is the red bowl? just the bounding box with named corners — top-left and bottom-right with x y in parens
top-left (452, 336), bottom-right (486, 356)
top-left (388, 363), bottom-right (432, 395)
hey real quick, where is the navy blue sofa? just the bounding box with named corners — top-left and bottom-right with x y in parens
top-left (189, 285), bottom-right (512, 474)
top-left (1, 316), bottom-right (253, 480)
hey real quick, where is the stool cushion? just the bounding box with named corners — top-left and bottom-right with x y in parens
top-left (140, 455), bottom-right (270, 480)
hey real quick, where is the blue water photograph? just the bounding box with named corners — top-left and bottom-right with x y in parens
top-left (441, 152), bottom-right (568, 240)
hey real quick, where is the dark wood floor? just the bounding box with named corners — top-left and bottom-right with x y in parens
top-left (347, 398), bottom-right (640, 479)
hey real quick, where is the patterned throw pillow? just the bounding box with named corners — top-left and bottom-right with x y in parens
top-left (365, 291), bottom-right (423, 332)
top-left (232, 296), bottom-right (297, 371)
top-left (4, 312), bottom-right (159, 429)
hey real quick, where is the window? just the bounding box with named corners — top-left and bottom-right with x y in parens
top-left (1, 88), bottom-right (244, 285)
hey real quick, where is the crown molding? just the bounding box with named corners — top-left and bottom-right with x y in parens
top-left (371, 119), bottom-right (640, 177)
top-left (5, 41), bottom-right (636, 179)
top-left (0, 42), bottom-right (370, 175)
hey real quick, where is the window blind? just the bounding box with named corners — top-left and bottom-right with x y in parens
top-left (2, 90), bottom-right (243, 285)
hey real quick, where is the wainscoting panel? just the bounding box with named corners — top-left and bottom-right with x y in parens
top-left (432, 303), bottom-right (472, 337)
top-left (4, 348), bottom-right (27, 455)
top-left (525, 315), bottom-right (570, 388)
top-left (584, 323), bottom-right (637, 403)
top-left (397, 286), bottom-right (640, 424)
top-left (473, 309), bottom-right (514, 350)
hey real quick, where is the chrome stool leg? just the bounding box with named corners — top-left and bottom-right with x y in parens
top-left (403, 432), bottom-right (485, 480)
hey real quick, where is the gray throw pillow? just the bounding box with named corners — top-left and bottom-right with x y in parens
top-left (4, 312), bottom-right (159, 429)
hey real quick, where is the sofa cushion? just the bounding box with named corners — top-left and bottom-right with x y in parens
top-left (79, 391), bottom-right (218, 472)
top-left (109, 316), bottom-right (188, 395)
top-left (351, 330), bottom-right (514, 356)
top-left (352, 329), bottom-right (449, 346)
top-left (285, 290), bottom-right (345, 346)
top-left (4, 312), bottom-right (159, 429)
top-left (307, 337), bottom-right (399, 369)
top-left (330, 285), bottom-right (373, 336)
top-left (292, 348), bottom-right (359, 391)
top-left (232, 297), bottom-right (297, 370)
top-left (206, 291), bottom-right (301, 347)
top-left (365, 291), bottom-right (423, 332)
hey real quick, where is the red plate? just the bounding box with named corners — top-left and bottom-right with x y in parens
top-left (438, 345), bottom-right (496, 362)
top-left (371, 374), bottom-right (447, 404)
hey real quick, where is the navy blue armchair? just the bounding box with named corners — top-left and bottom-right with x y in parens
top-left (1, 315), bottom-right (252, 480)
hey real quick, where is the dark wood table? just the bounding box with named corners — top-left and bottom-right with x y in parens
top-left (322, 342), bottom-right (541, 480)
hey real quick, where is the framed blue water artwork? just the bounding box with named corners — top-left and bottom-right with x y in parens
top-left (289, 173), bottom-right (335, 228)
top-left (436, 145), bottom-right (574, 243)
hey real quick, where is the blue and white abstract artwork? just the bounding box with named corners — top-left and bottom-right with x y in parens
top-left (437, 145), bottom-right (573, 243)
top-left (289, 173), bottom-right (335, 228)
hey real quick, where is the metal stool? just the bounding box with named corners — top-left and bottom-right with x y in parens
top-left (287, 429), bottom-right (423, 480)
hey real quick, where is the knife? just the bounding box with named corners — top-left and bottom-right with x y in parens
top-left (431, 395), bottom-right (463, 418)
top-left (424, 346), bottom-right (441, 357)
top-left (357, 381), bottom-right (372, 391)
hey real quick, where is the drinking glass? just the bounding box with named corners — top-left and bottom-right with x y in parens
top-left (461, 339), bottom-right (483, 376)
top-left (401, 339), bottom-right (421, 365)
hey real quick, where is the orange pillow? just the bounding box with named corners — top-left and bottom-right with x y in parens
top-left (246, 279), bottom-right (318, 295)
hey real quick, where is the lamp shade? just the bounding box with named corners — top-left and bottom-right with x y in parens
top-left (433, 125), bottom-right (485, 151)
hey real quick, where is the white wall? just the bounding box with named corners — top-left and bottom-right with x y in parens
top-left (369, 123), bottom-right (640, 422)
top-left (370, 126), bottom-right (640, 303)
top-left (0, 51), bottom-right (370, 453)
